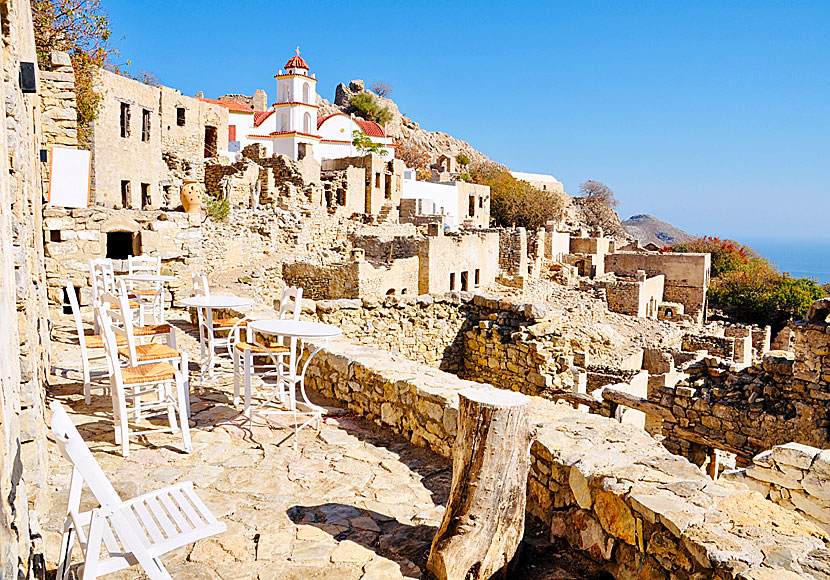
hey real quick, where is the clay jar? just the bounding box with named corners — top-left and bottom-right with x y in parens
top-left (180, 181), bottom-right (202, 213)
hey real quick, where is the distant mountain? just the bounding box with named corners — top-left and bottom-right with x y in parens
top-left (622, 214), bottom-right (695, 247)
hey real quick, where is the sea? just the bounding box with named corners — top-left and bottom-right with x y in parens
top-left (740, 237), bottom-right (830, 284)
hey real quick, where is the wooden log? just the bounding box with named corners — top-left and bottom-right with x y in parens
top-left (550, 390), bottom-right (601, 410)
top-left (600, 388), bottom-right (677, 423)
top-left (427, 387), bottom-right (533, 580)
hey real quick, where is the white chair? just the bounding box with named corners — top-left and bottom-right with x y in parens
top-left (97, 299), bottom-right (192, 457)
top-left (66, 283), bottom-right (125, 405)
top-left (90, 259), bottom-right (143, 331)
top-left (191, 274), bottom-right (247, 382)
top-left (232, 286), bottom-right (302, 417)
top-left (127, 255), bottom-right (164, 324)
top-left (51, 402), bottom-right (224, 580)
top-left (104, 281), bottom-right (190, 419)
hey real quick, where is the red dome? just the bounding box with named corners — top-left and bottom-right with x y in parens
top-left (284, 55), bottom-right (309, 70)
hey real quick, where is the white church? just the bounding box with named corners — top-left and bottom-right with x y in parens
top-left (206, 49), bottom-right (396, 162)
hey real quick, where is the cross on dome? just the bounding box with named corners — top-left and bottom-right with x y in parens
top-left (284, 47), bottom-right (309, 71)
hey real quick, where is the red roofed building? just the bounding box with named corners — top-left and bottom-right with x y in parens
top-left (224, 49), bottom-right (395, 162)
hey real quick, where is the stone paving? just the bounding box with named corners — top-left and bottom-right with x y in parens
top-left (43, 309), bottom-right (452, 579)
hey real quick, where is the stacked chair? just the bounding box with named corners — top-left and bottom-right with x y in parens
top-left (126, 255), bottom-right (165, 324)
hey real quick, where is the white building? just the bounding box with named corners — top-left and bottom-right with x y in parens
top-left (401, 169), bottom-right (490, 231)
top-left (510, 170), bottom-right (564, 194)
top-left (207, 50), bottom-right (395, 162)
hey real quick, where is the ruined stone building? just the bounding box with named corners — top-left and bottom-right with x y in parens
top-left (88, 69), bottom-right (229, 209)
top-left (400, 169), bottom-right (491, 230)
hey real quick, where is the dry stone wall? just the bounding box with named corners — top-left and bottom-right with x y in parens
top-left (42, 206), bottom-right (202, 305)
top-left (1, 0), bottom-right (51, 576)
top-left (724, 443), bottom-right (830, 536)
top-left (303, 338), bottom-right (830, 579)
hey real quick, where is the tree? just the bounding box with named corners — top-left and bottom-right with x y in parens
top-left (468, 162), bottom-right (566, 230)
top-left (32, 0), bottom-right (121, 142)
top-left (370, 81), bottom-right (392, 98)
top-left (398, 140), bottom-right (431, 171)
top-left (456, 152), bottom-right (471, 166)
top-left (352, 130), bottom-right (388, 156)
top-left (578, 179), bottom-right (618, 208)
top-left (126, 69), bottom-right (161, 86)
top-left (670, 236), bottom-right (825, 331)
top-left (349, 92), bottom-right (393, 126)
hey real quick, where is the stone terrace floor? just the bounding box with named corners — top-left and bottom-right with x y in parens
top-left (42, 308), bottom-right (603, 580)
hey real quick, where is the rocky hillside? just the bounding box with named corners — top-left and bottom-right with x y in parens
top-left (318, 80), bottom-right (491, 166)
top-left (622, 214), bottom-right (694, 247)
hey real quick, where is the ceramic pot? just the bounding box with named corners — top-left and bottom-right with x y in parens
top-left (180, 181), bottom-right (202, 213)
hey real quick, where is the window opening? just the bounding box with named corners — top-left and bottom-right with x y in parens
top-left (141, 109), bottom-right (151, 141)
top-left (106, 232), bottom-right (135, 260)
top-left (120, 180), bottom-right (131, 208)
top-left (204, 126), bottom-right (218, 157)
top-left (120, 103), bottom-right (130, 137)
top-left (141, 183), bottom-right (151, 208)
top-left (176, 107), bottom-right (185, 126)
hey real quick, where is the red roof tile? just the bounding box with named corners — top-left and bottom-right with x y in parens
top-left (198, 98), bottom-right (253, 113)
top-left (316, 113), bottom-right (387, 137)
top-left (253, 110), bottom-right (275, 127)
top-left (356, 119), bottom-right (386, 137)
top-left (285, 55), bottom-right (309, 70)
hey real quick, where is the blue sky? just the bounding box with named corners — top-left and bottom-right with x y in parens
top-left (108, 1), bottom-right (830, 241)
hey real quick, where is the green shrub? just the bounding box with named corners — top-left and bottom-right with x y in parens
top-left (467, 162), bottom-right (565, 229)
top-left (671, 236), bottom-right (824, 330)
top-left (204, 193), bottom-right (230, 222)
top-left (456, 152), bottom-right (470, 166)
top-left (349, 92), bottom-right (393, 125)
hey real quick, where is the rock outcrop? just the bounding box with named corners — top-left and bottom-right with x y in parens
top-left (622, 213), bottom-right (695, 247)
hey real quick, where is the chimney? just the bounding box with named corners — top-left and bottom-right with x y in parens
top-left (253, 89), bottom-right (267, 111)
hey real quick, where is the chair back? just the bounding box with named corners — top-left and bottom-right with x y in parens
top-left (279, 286), bottom-right (303, 321)
top-left (49, 401), bottom-right (121, 507)
top-left (192, 273), bottom-right (210, 298)
top-left (97, 290), bottom-right (135, 383)
top-left (89, 259), bottom-right (116, 307)
top-left (65, 284), bottom-right (88, 351)
top-left (128, 255), bottom-right (160, 276)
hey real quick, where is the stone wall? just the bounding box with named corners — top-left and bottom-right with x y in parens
top-left (282, 255), bottom-right (419, 300)
top-left (0, 0), bottom-right (51, 575)
top-left (605, 251), bottom-right (711, 324)
top-left (609, 321), bottom-right (830, 464)
top-left (303, 338), bottom-right (830, 579)
top-left (42, 206), bottom-right (202, 306)
top-left (498, 227), bottom-right (528, 277)
top-left (418, 230), bottom-right (499, 294)
top-left (595, 274), bottom-right (665, 318)
top-left (723, 443), bottom-right (830, 535)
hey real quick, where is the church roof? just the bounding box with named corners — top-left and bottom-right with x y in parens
top-left (253, 110), bottom-right (275, 127)
top-left (284, 55), bottom-right (309, 70)
top-left (317, 113), bottom-right (387, 137)
top-left (198, 98), bottom-right (253, 113)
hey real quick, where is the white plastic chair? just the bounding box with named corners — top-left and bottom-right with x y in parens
top-left (232, 286), bottom-right (302, 417)
top-left (51, 401), bottom-right (225, 580)
top-left (127, 255), bottom-right (164, 324)
top-left (191, 274), bottom-right (247, 383)
top-left (90, 259), bottom-right (143, 331)
top-left (97, 298), bottom-right (192, 457)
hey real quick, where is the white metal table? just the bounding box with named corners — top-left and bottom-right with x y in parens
top-left (122, 274), bottom-right (177, 323)
top-left (247, 320), bottom-right (342, 448)
top-left (180, 295), bottom-right (254, 386)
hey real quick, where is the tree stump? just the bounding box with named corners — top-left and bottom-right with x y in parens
top-left (427, 387), bottom-right (533, 580)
